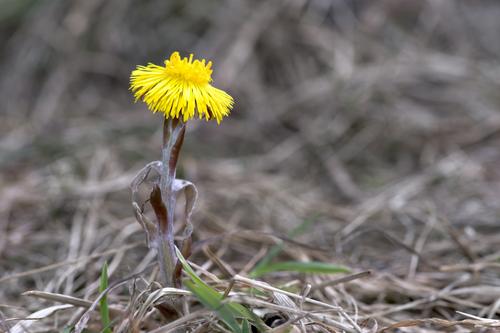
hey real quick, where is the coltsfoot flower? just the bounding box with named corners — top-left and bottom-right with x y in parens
top-left (130, 51), bottom-right (234, 124)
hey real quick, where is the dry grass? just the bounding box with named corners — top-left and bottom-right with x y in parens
top-left (2, 0), bottom-right (500, 332)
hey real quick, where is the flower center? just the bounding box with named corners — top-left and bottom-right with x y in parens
top-left (164, 52), bottom-right (213, 86)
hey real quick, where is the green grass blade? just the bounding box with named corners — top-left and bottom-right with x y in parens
top-left (251, 261), bottom-right (350, 278)
top-left (241, 319), bottom-right (250, 333)
top-left (175, 247), bottom-right (206, 285)
top-left (176, 248), bottom-right (266, 332)
top-left (184, 280), bottom-right (242, 333)
top-left (61, 326), bottom-right (73, 333)
top-left (250, 218), bottom-right (315, 277)
top-left (227, 302), bottom-right (266, 332)
top-left (99, 262), bottom-right (112, 333)
top-left (288, 217), bottom-right (316, 238)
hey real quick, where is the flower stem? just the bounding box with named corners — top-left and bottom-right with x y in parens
top-left (156, 118), bottom-right (186, 287)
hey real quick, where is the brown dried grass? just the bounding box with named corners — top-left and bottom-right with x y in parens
top-left (2, 0), bottom-right (500, 332)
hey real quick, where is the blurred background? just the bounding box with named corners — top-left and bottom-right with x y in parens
top-left (2, 0), bottom-right (500, 331)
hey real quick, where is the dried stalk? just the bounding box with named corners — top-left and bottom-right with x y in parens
top-left (131, 118), bottom-right (196, 287)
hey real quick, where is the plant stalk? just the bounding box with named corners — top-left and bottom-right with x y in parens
top-left (156, 118), bottom-right (186, 287)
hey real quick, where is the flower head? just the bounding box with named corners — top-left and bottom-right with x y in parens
top-left (130, 52), bottom-right (234, 124)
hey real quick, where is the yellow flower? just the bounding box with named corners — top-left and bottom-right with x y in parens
top-left (130, 51), bottom-right (234, 124)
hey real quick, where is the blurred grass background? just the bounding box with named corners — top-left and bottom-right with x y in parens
top-left (2, 0), bottom-right (500, 332)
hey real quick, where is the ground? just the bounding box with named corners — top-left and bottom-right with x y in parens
top-left (1, 1), bottom-right (500, 332)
